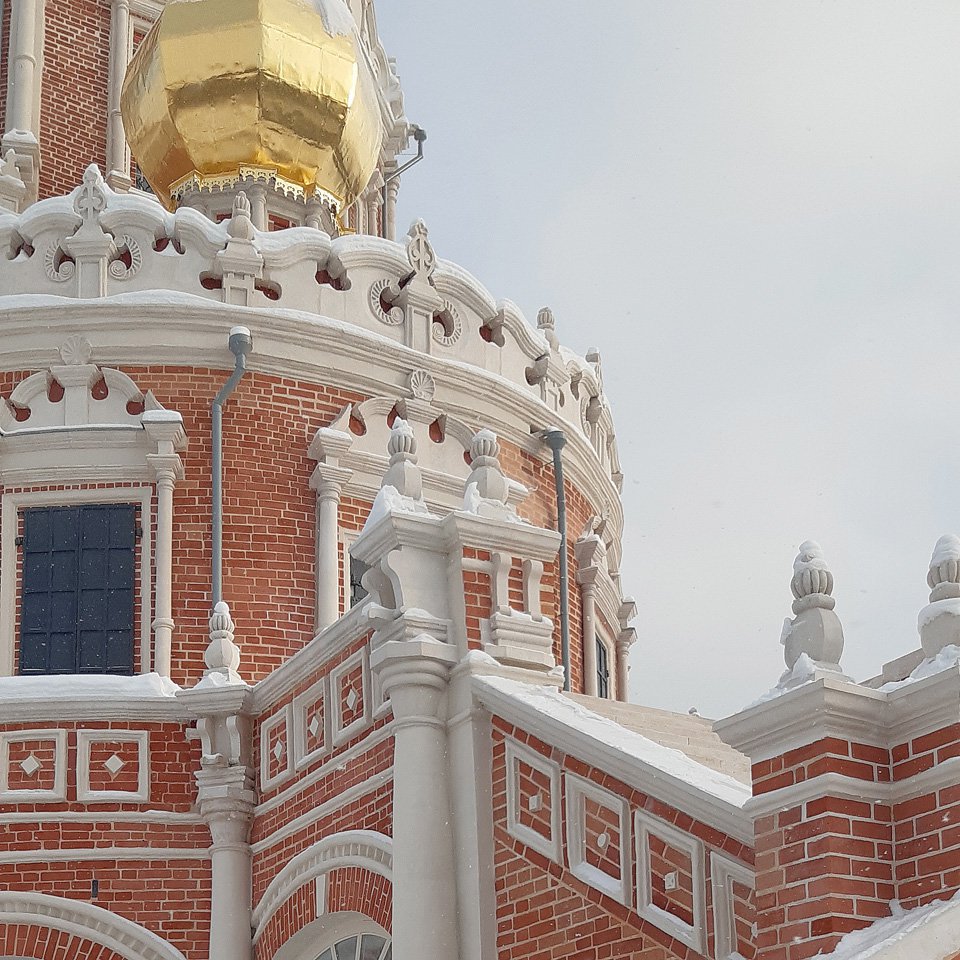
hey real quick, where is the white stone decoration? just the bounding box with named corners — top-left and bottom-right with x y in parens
top-left (635, 809), bottom-right (707, 954)
top-left (43, 241), bottom-right (76, 282)
top-left (920, 534), bottom-right (960, 658)
top-left (259, 705), bottom-right (294, 793)
top-left (710, 850), bottom-right (754, 960)
top-left (0, 149), bottom-right (26, 212)
top-left (18, 754), bottom-right (41, 778)
top-left (0, 730), bottom-right (68, 803)
top-left (75, 729), bottom-right (149, 803)
top-left (406, 218), bottom-right (436, 283)
top-left (204, 601), bottom-right (244, 684)
top-left (104, 753), bottom-right (127, 779)
top-left (407, 368), bottom-right (436, 401)
top-left (432, 301), bottom-right (463, 346)
top-left (330, 648), bottom-right (372, 747)
top-left (293, 678), bottom-right (330, 769)
top-left (504, 738), bottom-right (561, 865)
top-left (108, 234), bottom-right (143, 280)
top-left (369, 278), bottom-right (404, 325)
top-left (564, 773), bottom-right (631, 906)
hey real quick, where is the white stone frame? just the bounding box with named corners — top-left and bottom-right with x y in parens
top-left (504, 738), bottom-right (561, 864)
top-left (76, 728), bottom-right (150, 802)
top-left (635, 809), bottom-right (707, 954)
top-left (260, 704), bottom-right (295, 792)
top-left (710, 851), bottom-right (754, 960)
top-left (0, 729), bottom-right (68, 802)
top-left (564, 773), bottom-right (631, 906)
top-left (330, 647), bottom-right (372, 747)
top-left (0, 486), bottom-right (153, 678)
top-left (292, 679), bottom-right (329, 770)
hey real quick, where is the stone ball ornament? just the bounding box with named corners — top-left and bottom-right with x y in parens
top-left (120, 0), bottom-right (384, 211)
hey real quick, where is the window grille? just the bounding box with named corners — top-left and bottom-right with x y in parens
top-left (596, 637), bottom-right (610, 699)
top-left (19, 504), bottom-right (136, 675)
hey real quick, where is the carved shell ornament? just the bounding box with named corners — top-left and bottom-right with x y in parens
top-left (369, 279), bottom-right (404, 325)
top-left (59, 336), bottom-right (94, 366)
top-left (408, 369), bottom-right (436, 401)
top-left (108, 235), bottom-right (143, 280)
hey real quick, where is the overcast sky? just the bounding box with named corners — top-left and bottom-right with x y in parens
top-left (375, 1), bottom-right (960, 719)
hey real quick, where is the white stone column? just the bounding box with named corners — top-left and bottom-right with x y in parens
top-left (373, 640), bottom-right (459, 960)
top-left (385, 175), bottom-right (400, 241)
top-left (2, 0), bottom-right (42, 201)
top-left (247, 184), bottom-right (268, 231)
top-left (579, 573), bottom-right (599, 696)
top-left (106, 0), bottom-right (133, 190)
top-left (616, 598), bottom-right (637, 703)
top-left (144, 411), bottom-right (187, 677)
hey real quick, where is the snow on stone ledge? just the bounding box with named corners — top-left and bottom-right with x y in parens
top-left (474, 674), bottom-right (750, 808)
top-left (819, 890), bottom-right (960, 960)
top-left (0, 672), bottom-right (179, 700)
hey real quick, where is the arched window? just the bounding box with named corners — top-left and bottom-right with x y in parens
top-left (316, 934), bottom-right (391, 960)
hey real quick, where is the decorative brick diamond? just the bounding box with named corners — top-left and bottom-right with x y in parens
top-left (103, 754), bottom-right (126, 778)
top-left (18, 754), bottom-right (41, 778)
top-left (345, 687), bottom-right (359, 711)
top-left (308, 715), bottom-right (321, 738)
top-left (272, 739), bottom-right (285, 761)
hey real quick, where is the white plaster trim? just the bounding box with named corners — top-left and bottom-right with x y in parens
top-left (260, 703), bottom-right (295, 792)
top-left (251, 767), bottom-right (393, 854)
top-left (474, 680), bottom-right (752, 845)
top-left (564, 773), bottom-right (631, 907)
top-left (0, 696), bottom-right (187, 722)
top-left (710, 850), bottom-right (754, 960)
top-left (315, 874), bottom-right (327, 917)
top-left (252, 829), bottom-right (392, 940)
top-left (254, 721), bottom-right (394, 816)
top-left (75, 729), bottom-right (149, 802)
top-left (0, 729), bottom-right (67, 802)
top-left (635, 809), bottom-right (707, 955)
top-left (504, 738), bottom-right (561, 864)
top-left (292, 678), bottom-right (329, 770)
top-left (0, 486), bottom-right (153, 677)
top-left (0, 810), bottom-right (201, 824)
top-left (0, 891), bottom-right (188, 960)
top-left (0, 847), bottom-right (208, 863)
top-left (330, 646), bottom-right (372, 747)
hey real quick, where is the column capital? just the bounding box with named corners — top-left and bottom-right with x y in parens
top-left (372, 638), bottom-right (457, 725)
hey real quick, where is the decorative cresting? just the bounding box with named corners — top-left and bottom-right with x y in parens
top-left (0, 891), bottom-right (188, 960)
top-left (780, 541), bottom-right (845, 683)
top-left (920, 534), bottom-right (960, 658)
top-left (120, 0), bottom-right (383, 211)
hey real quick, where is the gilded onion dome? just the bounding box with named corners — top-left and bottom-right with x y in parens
top-left (120, 0), bottom-right (384, 212)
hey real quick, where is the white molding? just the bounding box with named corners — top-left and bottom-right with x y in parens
top-left (635, 809), bottom-right (707, 955)
top-left (0, 891), bottom-right (188, 960)
top-left (292, 678), bottom-right (329, 770)
top-left (255, 721), bottom-right (394, 817)
top-left (76, 729), bottom-right (149, 802)
top-left (564, 773), bottom-right (631, 906)
top-left (504, 738), bottom-right (561, 864)
top-left (0, 696), bottom-right (187, 723)
top-left (251, 767), bottom-right (393, 854)
top-left (710, 850), bottom-right (754, 960)
top-left (0, 729), bottom-right (67, 802)
top-left (0, 847), bottom-right (208, 863)
top-left (252, 829), bottom-right (393, 940)
top-left (473, 679), bottom-right (752, 845)
top-left (260, 703), bottom-right (295, 791)
top-left (0, 809), bottom-right (201, 824)
top-left (0, 485), bottom-right (153, 678)
top-left (330, 646), bottom-right (371, 747)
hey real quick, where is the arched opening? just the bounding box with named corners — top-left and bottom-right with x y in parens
top-left (315, 933), bottom-right (391, 960)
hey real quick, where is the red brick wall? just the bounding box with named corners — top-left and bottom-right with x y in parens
top-left (0, 2), bottom-right (10, 135)
top-left (40, 0), bottom-right (110, 199)
top-left (0, 924), bottom-right (127, 960)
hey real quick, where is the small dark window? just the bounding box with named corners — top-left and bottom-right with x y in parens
top-left (20, 504), bottom-right (136, 676)
top-left (596, 637), bottom-right (610, 699)
top-left (349, 555), bottom-right (370, 608)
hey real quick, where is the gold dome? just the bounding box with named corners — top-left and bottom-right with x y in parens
top-left (120, 0), bottom-right (383, 211)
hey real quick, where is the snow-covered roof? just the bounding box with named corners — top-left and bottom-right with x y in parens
top-left (819, 892), bottom-right (960, 960)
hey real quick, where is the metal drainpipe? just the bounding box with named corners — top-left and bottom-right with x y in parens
top-left (541, 429), bottom-right (571, 692)
top-left (380, 126), bottom-right (427, 239)
top-left (211, 326), bottom-right (253, 607)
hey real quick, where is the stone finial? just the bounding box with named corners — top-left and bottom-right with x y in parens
top-left (406, 219), bottom-right (436, 283)
top-left (781, 541), bottom-right (845, 679)
top-left (204, 601), bottom-right (243, 682)
top-left (228, 191), bottom-right (256, 241)
top-left (74, 164), bottom-right (108, 226)
top-left (538, 307), bottom-right (559, 352)
top-left (383, 418), bottom-right (423, 499)
top-left (463, 429), bottom-right (511, 517)
top-left (0, 149), bottom-right (26, 214)
top-left (919, 535), bottom-right (960, 658)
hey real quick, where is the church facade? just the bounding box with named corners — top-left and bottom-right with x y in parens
top-left (0, 2), bottom-right (959, 960)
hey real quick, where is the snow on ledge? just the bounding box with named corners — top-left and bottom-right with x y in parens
top-left (819, 890), bottom-right (960, 960)
top-left (474, 674), bottom-right (750, 809)
top-left (0, 672), bottom-right (180, 700)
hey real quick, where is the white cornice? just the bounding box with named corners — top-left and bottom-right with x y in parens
top-left (0, 696), bottom-right (188, 723)
top-left (473, 680), bottom-right (753, 846)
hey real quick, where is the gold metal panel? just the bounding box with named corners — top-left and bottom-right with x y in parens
top-left (121, 0), bottom-right (383, 210)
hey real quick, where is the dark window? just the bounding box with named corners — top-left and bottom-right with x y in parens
top-left (349, 555), bottom-right (370, 608)
top-left (596, 637), bottom-right (610, 699)
top-left (20, 504), bottom-right (137, 676)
